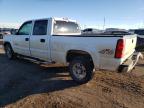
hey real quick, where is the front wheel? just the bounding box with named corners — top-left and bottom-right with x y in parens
top-left (4, 44), bottom-right (15, 59)
top-left (69, 57), bottom-right (94, 84)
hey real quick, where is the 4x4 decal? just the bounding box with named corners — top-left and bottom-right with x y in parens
top-left (99, 49), bottom-right (114, 55)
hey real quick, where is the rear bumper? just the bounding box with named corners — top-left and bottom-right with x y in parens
top-left (118, 52), bottom-right (143, 72)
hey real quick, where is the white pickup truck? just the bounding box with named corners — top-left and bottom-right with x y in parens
top-left (3, 17), bottom-right (143, 84)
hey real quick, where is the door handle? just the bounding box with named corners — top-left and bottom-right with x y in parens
top-left (25, 38), bottom-right (29, 41)
top-left (40, 39), bottom-right (45, 43)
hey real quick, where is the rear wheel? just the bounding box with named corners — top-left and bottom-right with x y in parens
top-left (69, 57), bottom-right (94, 84)
top-left (4, 44), bottom-right (15, 59)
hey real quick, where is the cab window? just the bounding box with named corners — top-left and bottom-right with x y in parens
top-left (53, 21), bottom-right (80, 35)
top-left (17, 21), bottom-right (32, 35)
top-left (33, 20), bottom-right (48, 35)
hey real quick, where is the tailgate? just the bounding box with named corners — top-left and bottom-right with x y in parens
top-left (123, 34), bottom-right (137, 59)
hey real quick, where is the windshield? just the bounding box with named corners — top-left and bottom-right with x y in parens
top-left (53, 21), bottom-right (81, 35)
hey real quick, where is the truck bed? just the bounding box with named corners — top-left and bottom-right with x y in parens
top-left (54, 31), bottom-right (131, 37)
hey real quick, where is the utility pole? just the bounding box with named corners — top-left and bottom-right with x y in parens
top-left (143, 20), bottom-right (144, 28)
top-left (103, 17), bottom-right (105, 30)
top-left (84, 25), bottom-right (87, 29)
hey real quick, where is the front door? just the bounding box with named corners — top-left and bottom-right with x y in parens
top-left (13, 21), bottom-right (33, 56)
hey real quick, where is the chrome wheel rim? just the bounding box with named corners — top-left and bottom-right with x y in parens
top-left (72, 63), bottom-right (86, 80)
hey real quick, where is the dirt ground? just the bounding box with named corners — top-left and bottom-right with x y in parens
top-left (0, 47), bottom-right (144, 108)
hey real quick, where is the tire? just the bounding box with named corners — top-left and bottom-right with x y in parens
top-left (69, 57), bottom-right (94, 84)
top-left (4, 44), bottom-right (15, 60)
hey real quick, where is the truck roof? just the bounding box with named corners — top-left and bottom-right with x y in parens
top-left (26, 17), bottom-right (77, 23)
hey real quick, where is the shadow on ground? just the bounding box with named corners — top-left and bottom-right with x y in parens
top-left (137, 64), bottom-right (144, 67)
top-left (0, 53), bottom-right (79, 107)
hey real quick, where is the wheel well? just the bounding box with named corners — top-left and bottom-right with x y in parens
top-left (3, 42), bottom-right (12, 51)
top-left (4, 42), bottom-right (11, 47)
top-left (66, 50), bottom-right (94, 68)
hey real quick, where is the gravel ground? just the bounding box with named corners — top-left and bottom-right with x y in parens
top-left (0, 48), bottom-right (144, 108)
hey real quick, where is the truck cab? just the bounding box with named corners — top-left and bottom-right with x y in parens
top-left (4, 18), bottom-right (81, 61)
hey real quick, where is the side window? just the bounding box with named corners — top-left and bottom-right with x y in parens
top-left (17, 21), bottom-right (32, 35)
top-left (33, 20), bottom-right (48, 35)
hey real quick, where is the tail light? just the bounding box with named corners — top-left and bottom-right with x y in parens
top-left (115, 39), bottom-right (125, 58)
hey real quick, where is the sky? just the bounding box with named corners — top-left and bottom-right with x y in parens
top-left (0, 0), bottom-right (144, 29)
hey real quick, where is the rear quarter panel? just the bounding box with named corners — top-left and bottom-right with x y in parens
top-left (50, 36), bottom-right (121, 71)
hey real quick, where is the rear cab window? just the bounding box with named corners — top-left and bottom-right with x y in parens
top-left (53, 20), bottom-right (81, 35)
top-left (33, 20), bottom-right (48, 35)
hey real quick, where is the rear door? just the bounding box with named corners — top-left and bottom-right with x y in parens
top-left (30, 20), bottom-right (50, 61)
top-left (13, 21), bottom-right (32, 56)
